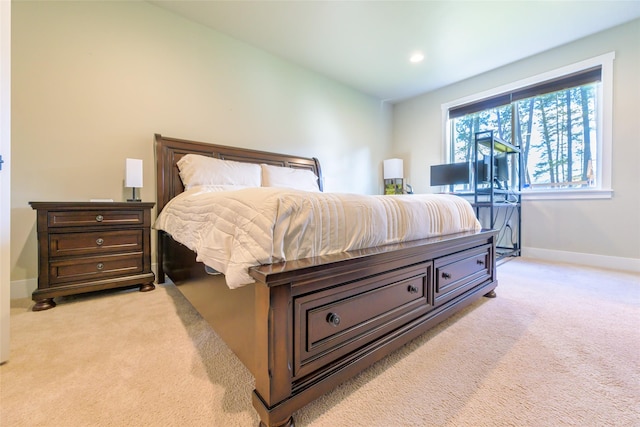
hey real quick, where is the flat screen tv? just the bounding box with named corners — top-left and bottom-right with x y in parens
top-left (476, 157), bottom-right (490, 183)
top-left (430, 162), bottom-right (471, 186)
top-left (476, 154), bottom-right (510, 188)
top-left (494, 154), bottom-right (509, 183)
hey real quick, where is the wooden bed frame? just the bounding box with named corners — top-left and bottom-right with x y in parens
top-left (154, 134), bottom-right (498, 427)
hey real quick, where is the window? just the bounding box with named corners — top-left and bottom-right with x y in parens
top-left (444, 53), bottom-right (614, 200)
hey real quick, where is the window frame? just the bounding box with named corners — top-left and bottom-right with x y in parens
top-left (441, 52), bottom-right (615, 200)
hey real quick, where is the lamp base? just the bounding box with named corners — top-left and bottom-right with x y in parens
top-left (383, 178), bottom-right (404, 195)
top-left (127, 187), bottom-right (141, 202)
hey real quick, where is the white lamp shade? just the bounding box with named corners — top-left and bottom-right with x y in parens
top-left (125, 158), bottom-right (143, 188)
top-left (383, 158), bottom-right (404, 179)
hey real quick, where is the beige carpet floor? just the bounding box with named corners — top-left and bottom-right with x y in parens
top-left (1, 258), bottom-right (639, 427)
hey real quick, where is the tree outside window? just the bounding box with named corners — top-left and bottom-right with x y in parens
top-left (449, 69), bottom-right (601, 192)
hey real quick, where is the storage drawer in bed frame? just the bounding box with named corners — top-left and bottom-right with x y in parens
top-left (289, 241), bottom-right (494, 382)
top-left (294, 262), bottom-right (433, 378)
top-left (434, 244), bottom-right (492, 306)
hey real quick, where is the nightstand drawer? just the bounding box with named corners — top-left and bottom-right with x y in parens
top-left (50, 230), bottom-right (143, 257)
top-left (48, 253), bottom-right (144, 285)
top-left (48, 209), bottom-right (146, 228)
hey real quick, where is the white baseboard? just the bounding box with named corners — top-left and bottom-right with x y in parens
top-left (522, 247), bottom-right (640, 273)
top-left (11, 278), bottom-right (35, 300)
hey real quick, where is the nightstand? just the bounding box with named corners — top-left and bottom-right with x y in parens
top-left (29, 202), bottom-right (156, 311)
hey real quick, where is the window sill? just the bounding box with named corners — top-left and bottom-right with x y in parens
top-left (522, 188), bottom-right (613, 201)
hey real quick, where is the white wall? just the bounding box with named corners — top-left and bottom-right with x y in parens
top-left (11, 1), bottom-right (392, 294)
top-left (393, 19), bottom-right (640, 268)
top-left (1, 0), bottom-right (11, 362)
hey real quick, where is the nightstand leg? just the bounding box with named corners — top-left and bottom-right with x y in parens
top-left (139, 282), bottom-right (155, 292)
top-left (33, 298), bottom-right (56, 311)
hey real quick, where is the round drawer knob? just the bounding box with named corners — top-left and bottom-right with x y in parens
top-left (407, 285), bottom-right (419, 293)
top-left (95, 214), bottom-right (104, 222)
top-left (326, 313), bottom-right (341, 327)
top-left (442, 272), bottom-right (451, 279)
top-left (96, 263), bottom-right (104, 270)
top-left (96, 238), bottom-right (104, 246)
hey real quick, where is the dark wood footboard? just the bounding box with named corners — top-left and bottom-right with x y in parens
top-left (249, 229), bottom-right (497, 427)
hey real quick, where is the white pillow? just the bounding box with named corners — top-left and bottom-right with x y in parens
top-left (177, 154), bottom-right (261, 189)
top-left (261, 163), bottom-right (320, 192)
top-left (187, 184), bottom-right (251, 193)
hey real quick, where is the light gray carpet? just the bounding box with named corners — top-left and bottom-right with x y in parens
top-left (1, 258), bottom-right (639, 426)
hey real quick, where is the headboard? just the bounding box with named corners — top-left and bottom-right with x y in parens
top-left (154, 133), bottom-right (323, 214)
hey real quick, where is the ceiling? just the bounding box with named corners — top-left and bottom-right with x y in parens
top-left (149, 1), bottom-right (640, 103)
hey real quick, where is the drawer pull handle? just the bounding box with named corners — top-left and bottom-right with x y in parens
top-left (407, 285), bottom-right (419, 293)
top-left (442, 272), bottom-right (451, 279)
top-left (96, 263), bottom-right (104, 271)
top-left (326, 313), bottom-right (341, 327)
top-left (95, 214), bottom-right (104, 222)
top-left (477, 259), bottom-right (484, 266)
top-left (96, 238), bottom-right (104, 246)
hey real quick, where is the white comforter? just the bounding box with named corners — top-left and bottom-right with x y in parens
top-left (154, 187), bottom-right (481, 289)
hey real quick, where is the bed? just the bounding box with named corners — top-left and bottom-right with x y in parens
top-left (154, 134), bottom-right (498, 427)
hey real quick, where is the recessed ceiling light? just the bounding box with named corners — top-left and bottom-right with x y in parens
top-left (409, 51), bottom-right (424, 64)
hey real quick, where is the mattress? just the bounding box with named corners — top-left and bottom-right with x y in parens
top-left (154, 186), bottom-right (481, 288)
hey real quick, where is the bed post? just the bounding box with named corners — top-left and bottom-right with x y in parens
top-left (156, 230), bottom-right (165, 284)
top-left (252, 282), bottom-right (295, 427)
top-left (155, 134), bottom-right (165, 284)
top-left (484, 232), bottom-right (498, 298)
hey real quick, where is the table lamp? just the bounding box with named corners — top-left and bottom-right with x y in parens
top-left (383, 158), bottom-right (404, 195)
top-left (125, 158), bottom-right (143, 202)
